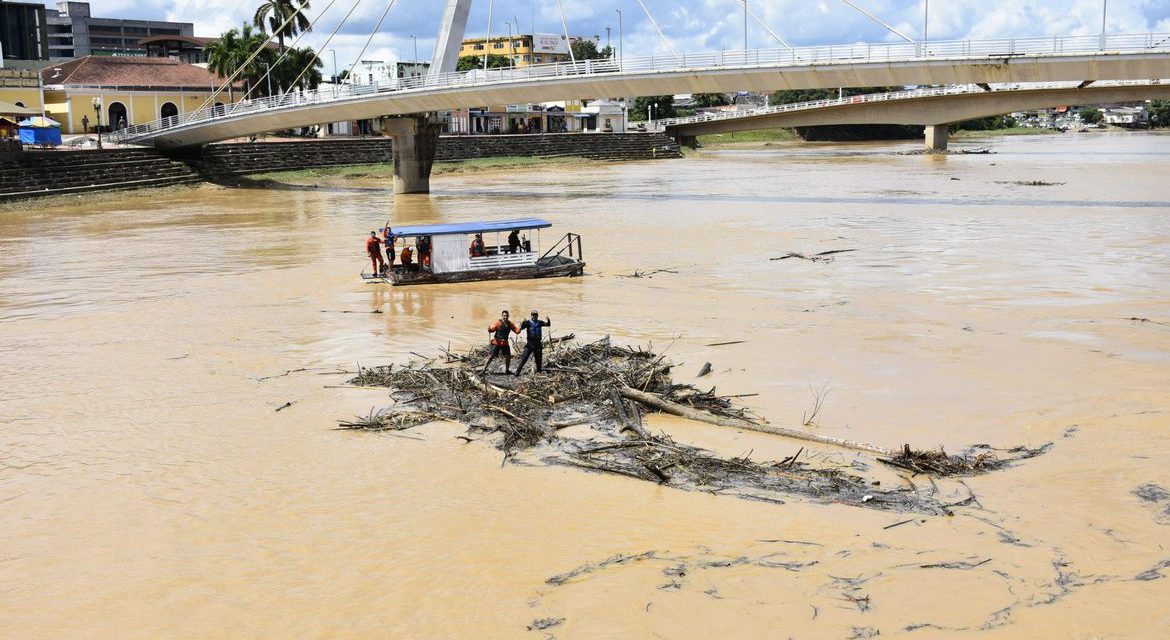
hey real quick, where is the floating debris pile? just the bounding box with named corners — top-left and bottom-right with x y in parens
top-left (340, 336), bottom-right (1047, 513)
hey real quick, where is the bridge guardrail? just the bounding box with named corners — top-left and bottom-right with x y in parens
top-left (110, 32), bottom-right (1170, 144)
top-left (649, 78), bottom-right (1168, 130)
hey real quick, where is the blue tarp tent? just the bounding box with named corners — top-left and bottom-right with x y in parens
top-left (18, 117), bottom-right (63, 146)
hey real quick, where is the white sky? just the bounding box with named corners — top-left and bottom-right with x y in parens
top-left (49, 0), bottom-right (1170, 73)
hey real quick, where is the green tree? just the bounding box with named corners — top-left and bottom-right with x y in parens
top-left (278, 46), bottom-right (323, 91)
top-left (693, 93), bottom-right (730, 108)
top-left (630, 95), bottom-right (676, 121)
top-left (253, 0), bottom-right (312, 51)
top-left (456, 54), bottom-right (512, 71)
top-left (569, 39), bottom-right (613, 61)
top-left (770, 86), bottom-right (904, 105)
top-left (954, 114), bottom-right (1017, 131)
top-left (1150, 100), bottom-right (1170, 128)
top-left (1078, 106), bottom-right (1103, 124)
top-left (206, 23), bottom-right (273, 98)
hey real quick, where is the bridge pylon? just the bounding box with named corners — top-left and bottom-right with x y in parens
top-left (381, 114), bottom-right (442, 194)
top-left (925, 124), bottom-right (949, 151)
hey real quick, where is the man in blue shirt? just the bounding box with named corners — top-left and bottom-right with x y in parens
top-left (515, 310), bottom-right (551, 375)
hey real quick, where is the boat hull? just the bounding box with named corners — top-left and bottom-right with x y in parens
top-left (363, 257), bottom-right (584, 286)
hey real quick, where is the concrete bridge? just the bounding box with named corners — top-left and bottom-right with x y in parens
top-left (657, 80), bottom-right (1170, 150)
top-left (111, 19), bottom-right (1170, 193)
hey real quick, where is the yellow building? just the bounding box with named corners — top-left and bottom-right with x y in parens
top-left (0, 68), bottom-right (46, 114)
top-left (37, 56), bottom-right (240, 134)
top-left (458, 33), bottom-right (599, 68)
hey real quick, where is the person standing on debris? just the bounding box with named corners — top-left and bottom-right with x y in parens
top-left (365, 232), bottom-right (384, 275)
top-left (482, 310), bottom-right (520, 375)
top-left (515, 310), bottom-right (551, 375)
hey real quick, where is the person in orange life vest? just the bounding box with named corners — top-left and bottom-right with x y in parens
top-left (365, 232), bottom-right (384, 275)
top-left (418, 235), bottom-right (432, 270)
top-left (382, 224), bottom-right (396, 267)
top-left (470, 233), bottom-right (486, 257)
top-left (482, 309), bottom-right (520, 375)
top-left (400, 244), bottom-right (415, 271)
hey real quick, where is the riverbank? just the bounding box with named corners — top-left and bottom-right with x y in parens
top-left (249, 155), bottom-right (602, 183)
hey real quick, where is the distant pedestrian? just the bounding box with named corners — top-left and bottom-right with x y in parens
top-left (365, 232), bottom-right (384, 275)
top-left (482, 310), bottom-right (520, 375)
top-left (515, 310), bottom-right (551, 375)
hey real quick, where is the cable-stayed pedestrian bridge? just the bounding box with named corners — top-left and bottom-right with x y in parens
top-left (113, 32), bottom-right (1170, 150)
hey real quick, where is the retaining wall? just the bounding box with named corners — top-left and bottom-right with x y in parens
top-left (196, 132), bottom-right (683, 179)
top-left (0, 148), bottom-right (201, 203)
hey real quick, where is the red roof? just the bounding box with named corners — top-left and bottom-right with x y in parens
top-left (42, 56), bottom-right (239, 90)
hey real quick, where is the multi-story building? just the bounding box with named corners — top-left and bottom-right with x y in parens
top-left (46, 1), bottom-right (194, 60)
top-left (457, 33), bottom-right (600, 68)
top-left (0, 1), bottom-right (50, 67)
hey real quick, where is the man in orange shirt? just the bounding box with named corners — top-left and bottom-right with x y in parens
top-left (365, 232), bottom-right (384, 275)
top-left (482, 310), bottom-right (520, 375)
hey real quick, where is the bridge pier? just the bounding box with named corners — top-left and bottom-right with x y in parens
top-left (382, 114), bottom-right (441, 194)
top-left (925, 124), bottom-right (949, 151)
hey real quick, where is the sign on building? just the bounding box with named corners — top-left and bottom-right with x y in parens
top-left (532, 33), bottom-right (569, 54)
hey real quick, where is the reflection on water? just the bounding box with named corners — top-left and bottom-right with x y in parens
top-left (1, 132), bottom-right (1169, 637)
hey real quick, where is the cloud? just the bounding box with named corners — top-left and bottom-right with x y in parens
top-left (53, 0), bottom-right (1168, 69)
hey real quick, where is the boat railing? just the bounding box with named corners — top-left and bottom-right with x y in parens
top-left (469, 252), bottom-right (537, 270)
top-left (539, 233), bottom-right (583, 262)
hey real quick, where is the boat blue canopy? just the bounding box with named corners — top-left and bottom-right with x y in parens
top-left (385, 218), bottom-right (551, 237)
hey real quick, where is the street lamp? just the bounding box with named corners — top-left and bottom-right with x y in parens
top-left (260, 62), bottom-right (273, 97)
top-left (505, 21), bottom-right (514, 68)
top-left (1100, 0), bottom-right (1108, 50)
top-left (91, 96), bottom-right (103, 149)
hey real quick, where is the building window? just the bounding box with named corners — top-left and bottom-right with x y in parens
top-left (473, 43), bottom-right (484, 51)
top-left (160, 102), bottom-right (178, 119)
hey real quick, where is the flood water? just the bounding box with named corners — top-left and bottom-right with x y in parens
top-left (2, 132), bottom-right (1169, 638)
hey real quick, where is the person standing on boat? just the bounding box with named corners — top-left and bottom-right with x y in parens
top-left (365, 232), bottom-right (384, 275)
top-left (382, 224), bottom-right (396, 269)
top-left (482, 310), bottom-right (520, 375)
top-left (400, 244), bottom-right (415, 271)
top-left (507, 230), bottom-right (521, 254)
top-left (418, 235), bottom-right (432, 270)
top-left (470, 233), bottom-right (486, 257)
top-left (515, 310), bottom-right (551, 375)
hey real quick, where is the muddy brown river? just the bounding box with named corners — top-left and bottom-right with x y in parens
top-left (2, 132), bottom-right (1169, 638)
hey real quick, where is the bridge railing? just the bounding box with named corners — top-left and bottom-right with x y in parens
top-left (651, 78), bottom-right (1168, 130)
top-left (109, 32), bottom-right (1170, 144)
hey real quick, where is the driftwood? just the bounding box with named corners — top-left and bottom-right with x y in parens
top-left (619, 386), bottom-right (896, 456)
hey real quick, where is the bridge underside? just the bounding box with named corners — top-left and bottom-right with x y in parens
top-left (667, 84), bottom-right (1170, 146)
top-left (147, 53), bottom-right (1170, 149)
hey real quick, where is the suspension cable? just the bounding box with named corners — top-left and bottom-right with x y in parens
top-left (196, 3), bottom-right (311, 113)
top-left (288, 0), bottom-right (364, 94)
top-left (555, 0), bottom-right (576, 64)
top-left (838, 0), bottom-right (915, 43)
top-left (344, 0), bottom-right (401, 86)
top-left (634, 0), bottom-right (678, 57)
top-left (738, 0), bottom-right (792, 51)
top-left (245, 0), bottom-right (342, 100)
top-left (482, 0), bottom-right (495, 71)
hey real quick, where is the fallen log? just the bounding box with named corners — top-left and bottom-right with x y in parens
top-left (618, 386), bottom-right (895, 456)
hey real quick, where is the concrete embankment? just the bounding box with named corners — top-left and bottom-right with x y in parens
top-left (0, 133), bottom-right (681, 202)
top-left (193, 133), bottom-right (683, 180)
top-left (0, 148), bottom-right (202, 203)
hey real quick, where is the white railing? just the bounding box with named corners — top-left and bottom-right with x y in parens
top-left (650, 78), bottom-right (1168, 130)
top-left (109, 32), bottom-right (1170, 144)
top-left (468, 252), bottom-right (537, 270)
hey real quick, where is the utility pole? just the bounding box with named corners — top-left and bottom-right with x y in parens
top-left (506, 21), bottom-right (514, 68)
top-left (331, 48), bottom-right (338, 96)
top-left (1101, 0), bottom-right (1108, 49)
top-left (616, 9), bottom-right (623, 68)
top-left (744, 0), bottom-right (748, 52)
top-left (924, 0), bottom-right (928, 48)
top-left (412, 35), bottom-right (417, 64)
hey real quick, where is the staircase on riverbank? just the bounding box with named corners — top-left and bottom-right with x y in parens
top-left (0, 149), bottom-right (201, 202)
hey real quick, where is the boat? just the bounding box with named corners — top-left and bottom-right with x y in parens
top-left (361, 218), bottom-right (584, 286)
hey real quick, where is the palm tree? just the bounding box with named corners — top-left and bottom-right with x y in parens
top-left (206, 23), bottom-right (274, 98)
top-left (281, 47), bottom-right (323, 92)
top-left (253, 0), bottom-right (312, 51)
